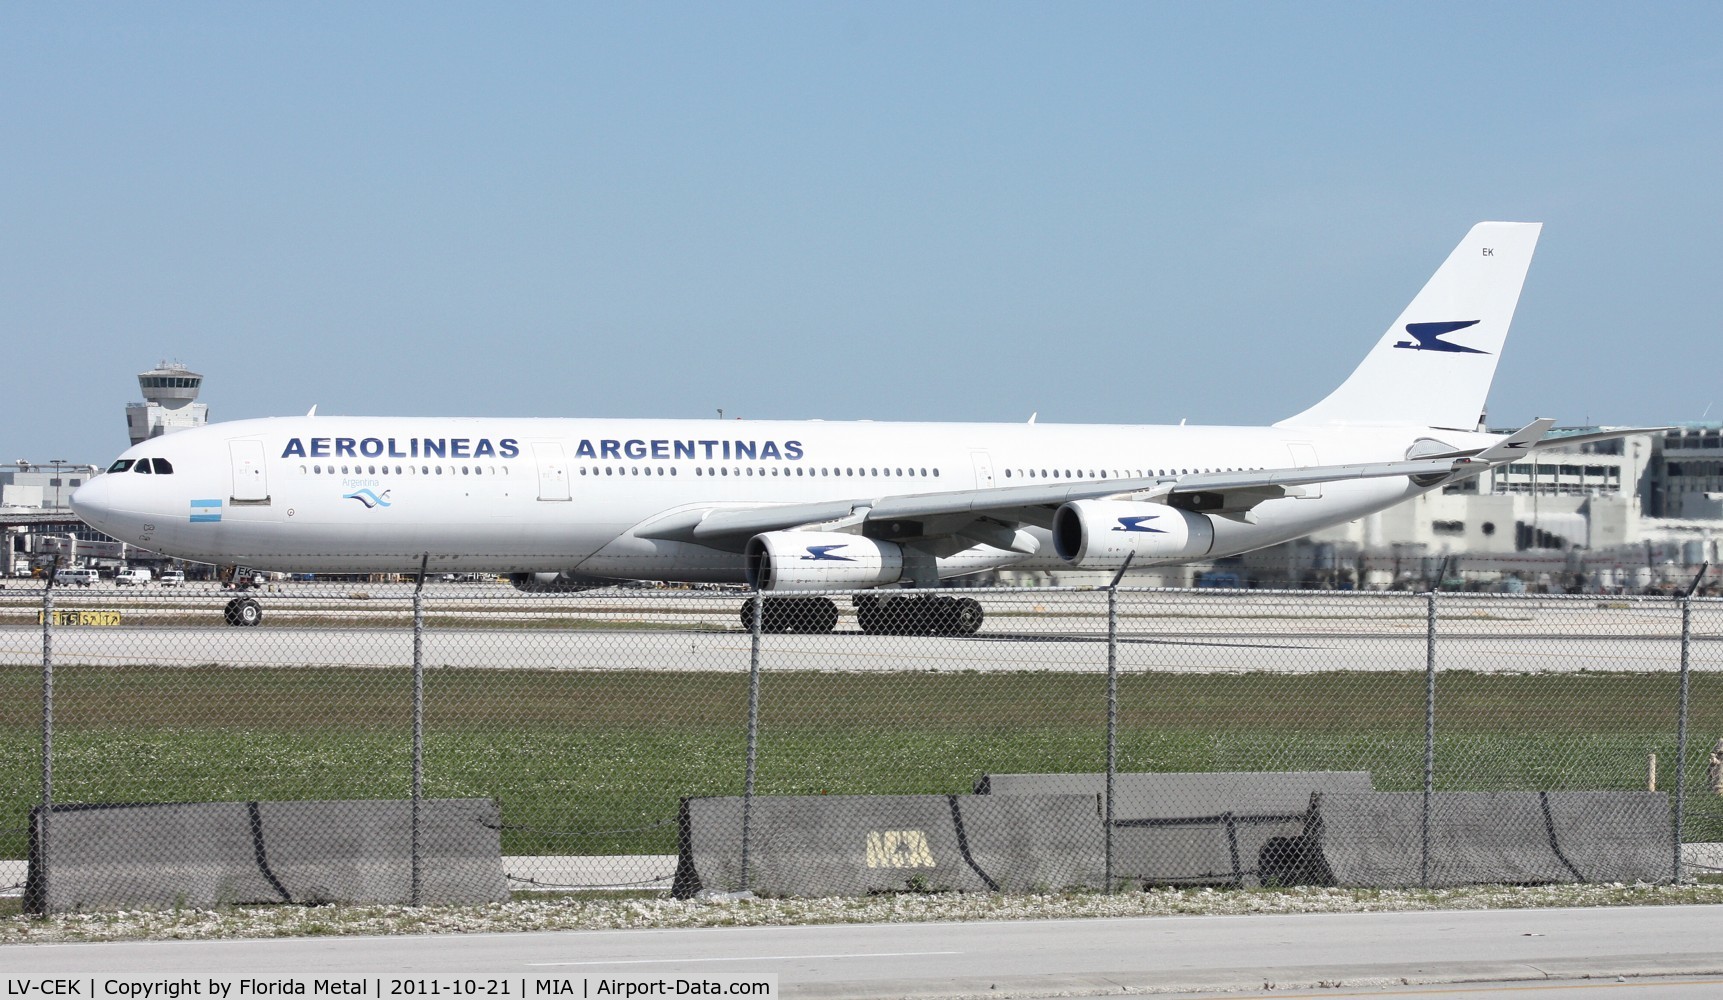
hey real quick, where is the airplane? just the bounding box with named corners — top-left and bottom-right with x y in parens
top-left (70, 221), bottom-right (1646, 633)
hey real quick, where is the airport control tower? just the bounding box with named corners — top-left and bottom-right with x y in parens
top-left (125, 361), bottom-right (209, 445)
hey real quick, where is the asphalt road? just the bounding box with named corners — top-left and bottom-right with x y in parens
top-left (4, 906), bottom-right (1721, 997)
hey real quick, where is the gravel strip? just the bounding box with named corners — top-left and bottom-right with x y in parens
top-left (7, 883), bottom-right (1723, 944)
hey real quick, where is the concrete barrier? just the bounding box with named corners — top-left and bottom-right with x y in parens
top-left (1310, 791), bottom-right (1673, 888)
top-left (673, 794), bottom-right (1103, 898)
top-left (26, 798), bottom-right (508, 912)
top-left (980, 771), bottom-right (1372, 886)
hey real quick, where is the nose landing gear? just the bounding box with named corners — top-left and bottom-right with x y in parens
top-left (224, 597), bottom-right (263, 627)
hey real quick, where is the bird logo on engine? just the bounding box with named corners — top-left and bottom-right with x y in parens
top-left (801, 544), bottom-right (855, 561)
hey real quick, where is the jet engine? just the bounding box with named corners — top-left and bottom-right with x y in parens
top-left (744, 531), bottom-right (904, 591)
top-left (1052, 500), bottom-right (1215, 568)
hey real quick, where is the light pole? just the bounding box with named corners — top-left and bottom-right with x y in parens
top-left (49, 459), bottom-right (68, 510)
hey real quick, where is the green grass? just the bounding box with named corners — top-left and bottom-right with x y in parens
top-left (2, 666), bottom-right (1718, 860)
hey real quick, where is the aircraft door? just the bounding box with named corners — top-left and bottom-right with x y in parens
top-left (533, 442), bottom-right (571, 501)
top-left (970, 451), bottom-right (995, 489)
top-left (229, 440), bottom-right (270, 504)
top-left (1286, 442), bottom-right (1321, 499)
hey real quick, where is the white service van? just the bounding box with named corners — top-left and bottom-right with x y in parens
top-left (159, 570), bottom-right (186, 587)
top-left (116, 567), bottom-right (152, 586)
top-left (55, 567), bottom-right (99, 587)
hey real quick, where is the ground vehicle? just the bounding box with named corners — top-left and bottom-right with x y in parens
top-left (116, 567), bottom-right (152, 586)
top-left (159, 570), bottom-right (186, 586)
top-left (55, 567), bottom-right (99, 587)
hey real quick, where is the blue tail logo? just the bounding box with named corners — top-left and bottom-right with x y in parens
top-left (1394, 320), bottom-right (1487, 354)
top-left (801, 544), bottom-right (855, 561)
top-left (1113, 516), bottom-right (1165, 533)
top-left (344, 488), bottom-right (393, 509)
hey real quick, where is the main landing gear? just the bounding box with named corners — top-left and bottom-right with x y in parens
top-left (738, 594), bottom-right (984, 636)
top-left (738, 596), bottom-right (841, 634)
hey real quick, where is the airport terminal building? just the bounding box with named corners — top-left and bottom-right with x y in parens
top-left (1228, 425), bottom-right (1723, 593)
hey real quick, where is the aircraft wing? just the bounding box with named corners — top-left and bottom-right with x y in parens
top-left (1410, 425), bottom-right (1672, 461)
top-left (634, 455), bottom-right (1474, 550)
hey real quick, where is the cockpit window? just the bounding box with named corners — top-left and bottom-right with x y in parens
top-left (108, 460), bottom-right (134, 473)
top-left (134, 460), bottom-right (152, 474)
top-left (151, 458), bottom-right (173, 474)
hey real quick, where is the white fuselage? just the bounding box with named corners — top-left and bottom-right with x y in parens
top-left (71, 415), bottom-right (1477, 583)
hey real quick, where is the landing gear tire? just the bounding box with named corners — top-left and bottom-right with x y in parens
top-left (739, 596), bottom-right (839, 634)
top-left (955, 597), bottom-right (984, 635)
top-left (224, 597), bottom-right (263, 627)
top-left (854, 594), bottom-right (985, 636)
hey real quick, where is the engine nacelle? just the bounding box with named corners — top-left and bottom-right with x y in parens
top-left (1052, 500), bottom-right (1216, 568)
top-left (744, 531), bottom-right (904, 591)
top-left (508, 571), bottom-right (613, 593)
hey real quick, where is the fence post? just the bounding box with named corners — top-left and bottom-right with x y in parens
top-left (741, 591), bottom-right (764, 893)
top-left (1674, 564), bottom-right (1706, 884)
top-left (1422, 587), bottom-right (1437, 888)
top-left (34, 560), bottom-right (59, 915)
top-left (412, 553), bottom-right (428, 906)
top-left (1104, 554), bottom-right (1133, 894)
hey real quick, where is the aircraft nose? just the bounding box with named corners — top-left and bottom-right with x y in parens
top-left (69, 474), bottom-right (118, 530)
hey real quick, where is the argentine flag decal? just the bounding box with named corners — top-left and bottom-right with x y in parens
top-left (190, 499), bottom-right (223, 523)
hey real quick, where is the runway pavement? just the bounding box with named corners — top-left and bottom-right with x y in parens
top-left (1, 613), bottom-right (1717, 673)
top-left (2, 584), bottom-right (1721, 674)
top-left (3, 582), bottom-right (1723, 675)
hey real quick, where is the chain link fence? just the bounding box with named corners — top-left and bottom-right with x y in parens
top-left (3, 575), bottom-right (1718, 910)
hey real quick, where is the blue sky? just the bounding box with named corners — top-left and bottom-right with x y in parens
top-left (4, 2), bottom-right (1719, 464)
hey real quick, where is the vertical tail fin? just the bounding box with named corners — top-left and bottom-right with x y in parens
top-left (1275, 221), bottom-right (1542, 430)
